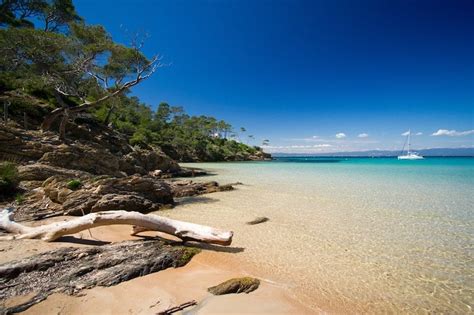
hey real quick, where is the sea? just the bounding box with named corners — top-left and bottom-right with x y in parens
top-left (176, 157), bottom-right (473, 313)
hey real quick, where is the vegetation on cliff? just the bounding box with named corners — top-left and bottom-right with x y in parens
top-left (0, 0), bottom-right (269, 162)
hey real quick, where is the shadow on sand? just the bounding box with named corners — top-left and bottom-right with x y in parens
top-left (175, 196), bottom-right (220, 206)
top-left (55, 236), bottom-right (111, 246)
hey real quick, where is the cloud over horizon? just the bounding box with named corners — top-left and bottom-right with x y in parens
top-left (401, 131), bottom-right (423, 136)
top-left (358, 133), bottom-right (369, 138)
top-left (335, 133), bottom-right (346, 139)
top-left (431, 129), bottom-right (474, 137)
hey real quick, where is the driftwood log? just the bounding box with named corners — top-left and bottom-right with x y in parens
top-left (0, 208), bottom-right (233, 246)
top-left (0, 240), bottom-right (199, 314)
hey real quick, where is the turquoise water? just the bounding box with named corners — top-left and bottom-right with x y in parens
top-left (180, 157), bottom-right (474, 313)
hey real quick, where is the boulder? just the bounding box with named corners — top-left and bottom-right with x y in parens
top-left (171, 180), bottom-right (234, 198)
top-left (119, 148), bottom-right (181, 175)
top-left (208, 277), bottom-right (260, 295)
top-left (90, 194), bottom-right (158, 213)
top-left (93, 175), bottom-right (173, 204)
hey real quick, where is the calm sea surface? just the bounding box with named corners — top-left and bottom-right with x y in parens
top-left (179, 157), bottom-right (473, 313)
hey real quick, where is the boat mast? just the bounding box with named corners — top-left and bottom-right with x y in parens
top-left (407, 129), bottom-right (411, 154)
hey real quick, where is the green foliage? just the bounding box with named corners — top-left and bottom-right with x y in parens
top-left (0, 0), bottom-right (265, 162)
top-left (15, 193), bottom-right (25, 204)
top-left (0, 0), bottom-right (81, 31)
top-left (66, 179), bottom-right (81, 190)
top-left (177, 247), bottom-right (201, 267)
top-left (0, 162), bottom-right (19, 195)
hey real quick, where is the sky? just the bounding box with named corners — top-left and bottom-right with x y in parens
top-left (75, 0), bottom-right (474, 153)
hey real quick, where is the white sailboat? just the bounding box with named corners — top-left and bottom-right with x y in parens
top-left (398, 129), bottom-right (424, 160)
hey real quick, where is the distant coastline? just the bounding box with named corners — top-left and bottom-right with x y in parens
top-left (271, 147), bottom-right (474, 157)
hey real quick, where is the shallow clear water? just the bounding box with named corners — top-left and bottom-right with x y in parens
top-left (178, 157), bottom-right (474, 313)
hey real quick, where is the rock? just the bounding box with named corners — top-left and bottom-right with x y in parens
top-left (93, 175), bottom-right (173, 204)
top-left (0, 240), bottom-right (200, 314)
top-left (170, 181), bottom-right (234, 198)
top-left (0, 126), bottom-right (58, 162)
top-left (39, 144), bottom-right (124, 177)
top-left (208, 277), bottom-right (260, 295)
top-left (18, 163), bottom-right (91, 181)
top-left (150, 169), bottom-right (162, 177)
top-left (16, 173), bottom-right (236, 219)
top-left (120, 148), bottom-right (181, 175)
top-left (246, 217), bottom-right (269, 225)
top-left (248, 150), bottom-right (272, 161)
top-left (90, 194), bottom-right (159, 213)
top-left (174, 167), bottom-right (208, 177)
top-left (0, 125), bottom-right (182, 178)
top-left (59, 175), bottom-right (173, 216)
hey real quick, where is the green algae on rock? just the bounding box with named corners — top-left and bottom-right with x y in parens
top-left (208, 277), bottom-right (260, 295)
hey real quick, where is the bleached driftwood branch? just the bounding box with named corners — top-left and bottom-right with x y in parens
top-left (0, 208), bottom-right (233, 246)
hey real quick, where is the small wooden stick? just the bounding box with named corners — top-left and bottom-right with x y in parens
top-left (158, 300), bottom-right (197, 315)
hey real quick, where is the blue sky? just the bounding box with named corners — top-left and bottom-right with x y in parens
top-left (76, 0), bottom-right (473, 153)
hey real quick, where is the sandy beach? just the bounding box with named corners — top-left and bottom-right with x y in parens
top-left (0, 216), bottom-right (312, 314)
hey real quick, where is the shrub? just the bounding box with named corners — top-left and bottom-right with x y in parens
top-left (15, 193), bottom-right (25, 204)
top-left (0, 162), bottom-right (19, 195)
top-left (66, 179), bottom-right (82, 190)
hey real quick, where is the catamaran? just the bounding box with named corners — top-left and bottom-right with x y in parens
top-left (398, 129), bottom-right (424, 160)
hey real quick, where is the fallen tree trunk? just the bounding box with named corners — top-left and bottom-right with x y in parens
top-left (0, 208), bottom-right (233, 246)
top-left (0, 240), bottom-right (199, 314)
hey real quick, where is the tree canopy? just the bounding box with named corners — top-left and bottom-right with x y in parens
top-left (0, 0), bottom-right (265, 161)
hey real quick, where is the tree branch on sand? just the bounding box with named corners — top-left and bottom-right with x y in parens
top-left (0, 208), bottom-right (233, 246)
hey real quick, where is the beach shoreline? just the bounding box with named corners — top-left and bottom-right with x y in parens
top-left (0, 216), bottom-right (313, 314)
top-left (2, 158), bottom-right (472, 314)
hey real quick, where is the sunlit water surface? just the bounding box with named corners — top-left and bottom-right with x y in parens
top-left (174, 157), bottom-right (474, 313)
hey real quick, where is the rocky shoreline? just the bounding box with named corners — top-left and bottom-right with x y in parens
top-left (0, 122), bottom-right (264, 313)
top-left (0, 123), bottom-right (245, 219)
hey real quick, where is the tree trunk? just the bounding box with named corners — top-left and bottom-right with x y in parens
top-left (40, 108), bottom-right (63, 131)
top-left (58, 109), bottom-right (69, 141)
top-left (0, 208), bottom-right (233, 245)
top-left (104, 103), bottom-right (116, 125)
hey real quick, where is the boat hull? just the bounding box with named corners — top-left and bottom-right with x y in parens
top-left (397, 155), bottom-right (424, 160)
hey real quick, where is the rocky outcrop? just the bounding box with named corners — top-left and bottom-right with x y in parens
top-left (0, 126), bottom-right (59, 162)
top-left (18, 163), bottom-right (91, 182)
top-left (119, 148), bottom-right (181, 175)
top-left (0, 125), bottom-right (182, 177)
top-left (170, 180), bottom-right (235, 197)
top-left (2, 125), bottom-right (238, 221)
top-left (39, 144), bottom-right (124, 177)
top-left (14, 175), bottom-right (236, 220)
top-left (0, 240), bottom-right (200, 314)
top-left (248, 150), bottom-right (272, 161)
top-left (38, 175), bottom-right (174, 216)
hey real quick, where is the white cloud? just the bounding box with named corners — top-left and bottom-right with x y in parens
top-left (335, 133), bottom-right (346, 139)
top-left (431, 129), bottom-right (474, 137)
top-left (401, 131), bottom-right (423, 136)
top-left (358, 133), bottom-right (368, 138)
